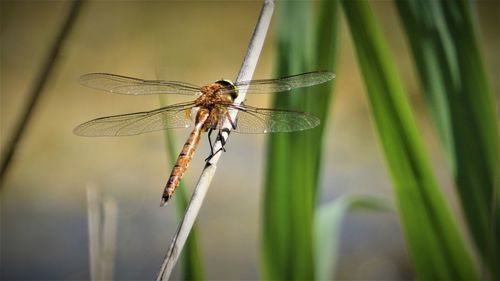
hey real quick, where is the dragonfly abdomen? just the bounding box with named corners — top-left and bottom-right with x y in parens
top-left (161, 109), bottom-right (210, 206)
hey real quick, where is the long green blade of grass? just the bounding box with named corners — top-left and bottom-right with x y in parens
top-left (393, 0), bottom-right (456, 166)
top-left (340, 1), bottom-right (478, 279)
top-left (261, 0), bottom-right (337, 280)
top-left (262, 3), bottom-right (315, 279)
top-left (395, 1), bottom-right (500, 278)
top-left (160, 97), bottom-right (204, 281)
top-left (310, 0), bottom-right (339, 183)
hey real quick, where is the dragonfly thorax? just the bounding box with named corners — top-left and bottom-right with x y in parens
top-left (196, 81), bottom-right (237, 108)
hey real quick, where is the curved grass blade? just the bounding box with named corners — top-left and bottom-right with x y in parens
top-left (340, 0), bottom-right (478, 279)
top-left (395, 1), bottom-right (500, 278)
top-left (315, 196), bottom-right (391, 280)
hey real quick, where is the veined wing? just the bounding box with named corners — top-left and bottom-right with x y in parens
top-left (74, 102), bottom-right (195, 136)
top-left (80, 73), bottom-right (201, 95)
top-left (234, 71), bottom-right (335, 94)
top-left (223, 104), bottom-right (320, 134)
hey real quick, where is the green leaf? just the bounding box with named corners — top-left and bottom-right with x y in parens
top-left (395, 0), bottom-right (500, 278)
top-left (340, 0), bottom-right (478, 279)
top-left (160, 97), bottom-right (204, 281)
top-left (315, 196), bottom-right (390, 280)
top-left (261, 0), bottom-right (338, 280)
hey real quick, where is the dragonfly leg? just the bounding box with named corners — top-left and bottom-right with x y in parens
top-left (217, 128), bottom-right (229, 152)
top-left (205, 129), bottom-right (219, 162)
top-left (207, 128), bottom-right (215, 155)
top-left (205, 112), bottom-right (237, 162)
top-left (225, 112), bottom-right (237, 130)
top-left (205, 128), bottom-right (228, 162)
top-left (212, 112), bottom-right (236, 154)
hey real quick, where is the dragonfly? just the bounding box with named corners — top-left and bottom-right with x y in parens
top-left (74, 71), bottom-right (335, 205)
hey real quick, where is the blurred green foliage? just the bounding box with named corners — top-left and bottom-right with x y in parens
top-left (395, 0), bottom-right (500, 278)
top-left (260, 0), bottom-right (496, 280)
top-left (340, 0), bottom-right (477, 278)
top-left (262, 0), bottom-right (338, 280)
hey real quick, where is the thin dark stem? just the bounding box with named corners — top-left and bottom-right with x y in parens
top-left (0, 0), bottom-right (84, 184)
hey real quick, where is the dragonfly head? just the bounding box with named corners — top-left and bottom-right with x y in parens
top-left (215, 79), bottom-right (238, 100)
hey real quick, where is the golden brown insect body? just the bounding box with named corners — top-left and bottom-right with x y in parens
top-left (74, 71), bottom-right (334, 206)
top-left (161, 81), bottom-right (237, 205)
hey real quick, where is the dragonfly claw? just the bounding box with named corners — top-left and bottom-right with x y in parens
top-left (205, 146), bottom-right (226, 162)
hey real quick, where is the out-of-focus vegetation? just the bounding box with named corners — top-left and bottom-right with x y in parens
top-left (341, 0), bottom-right (477, 279)
top-left (262, 0), bottom-right (338, 280)
top-left (395, 1), bottom-right (500, 278)
top-left (260, 0), bottom-right (497, 280)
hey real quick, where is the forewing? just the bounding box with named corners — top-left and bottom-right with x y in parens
top-left (235, 71), bottom-right (335, 94)
top-left (74, 102), bottom-right (195, 136)
top-left (226, 104), bottom-right (320, 134)
top-left (80, 73), bottom-right (201, 95)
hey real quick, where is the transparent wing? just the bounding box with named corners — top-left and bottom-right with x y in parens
top-left (223, 104), bottom-right (320, 134)
top-left (234, 71), bottom-right (335, 94)
top-left (74, 102), bottom-right (195, 136)
top-left (80, 73), bottom-right (201, 95)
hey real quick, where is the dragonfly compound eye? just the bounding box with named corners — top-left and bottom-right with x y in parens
top-left (215, 79), bottom-right (238, 99)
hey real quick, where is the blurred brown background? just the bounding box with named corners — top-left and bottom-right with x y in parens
top-left (1, 1), bottom-right (498, 280)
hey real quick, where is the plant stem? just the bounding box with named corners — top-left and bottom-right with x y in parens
top-left (155, 1), bottom-right (275, 280)
top-left (87, 183), bottom-right (118, 281)
top-left (0, 0), bottom-right (83, 184)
